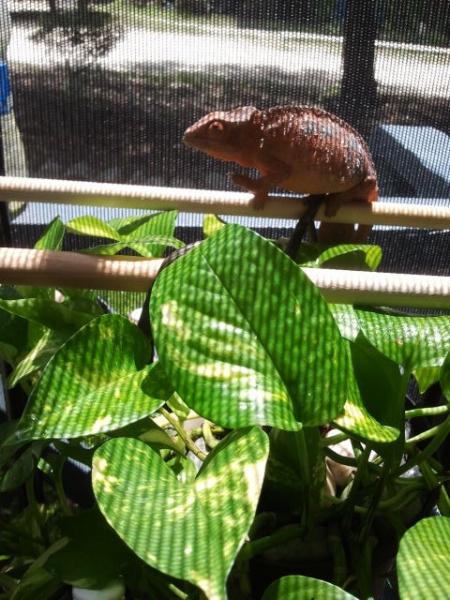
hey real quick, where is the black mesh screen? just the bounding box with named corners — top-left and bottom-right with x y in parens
top-left (1, 0), bottom-right (449, 276)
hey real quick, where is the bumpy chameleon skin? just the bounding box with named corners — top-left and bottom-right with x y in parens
top-left (183, 105), bottom-right (378, 222)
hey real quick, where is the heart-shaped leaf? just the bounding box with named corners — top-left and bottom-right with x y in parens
top-left (93, 427), bottom-right (269, 600)
top-left (14, 315), bottom-right (171, 442)
top-left (262, 575), bottom-right (358, 599)
top-left (397, 516), bottom-right (450, 599)
top-left (151, 225), bottom-right (350, 430)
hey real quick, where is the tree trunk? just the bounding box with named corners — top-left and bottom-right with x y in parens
top-left (340, 0), bottom-right (378, 135)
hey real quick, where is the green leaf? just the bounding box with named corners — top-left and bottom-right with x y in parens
top-left (81, 235), bottom-right (184, 257)
top-left (8, 329), bottom-right (69, 388)
top-left (264, 427), bottom-right (325, 514)
top-left (262, 575), bottom-right (358, 599)
top-left (112, 211), bottom-right (177, 241)
top-left (316, 244), bottom-right (382, 271)
top-left (119, 211), bottom-right (180, 258)
top-left (203, 214), bottom-right (227, 237)
top-left (329, 304), bottom-right (360, 341)
top-left (335, 367), bottom-right (399, 444)
top-left (336, 335), bottom-right (405, 448)
top-left (10, 567), bottom-right (61, 600)
top-left (66, 216), bottom-right (121, 241)
top-left (0, 298), bottom-right (97, 332)
top-left (14, 315), bottom-right (171, 442)
top-left (0, 443), bottom-right (43, 492)
top-left (93, 427), bottom-right (269, 600)
top-left (414, 365), bottom-right (442, 393)
top-left (46, 509), bottom-right (130, 589)
top-left (397, 516), bottom-right (450, 600)
top-left (0, 306), bottom-right (28, 366)
top-left (34, 217), bottom-right (65, 251)
top-left (441, 352), bottom-right (450, 403)
top-left (355, 310), bottom-right (450, 376)
top-left (151, 225), bottom-right (350, 430)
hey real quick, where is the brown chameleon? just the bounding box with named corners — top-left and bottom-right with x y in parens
top-left (183, 105), bottom-right (378, 242)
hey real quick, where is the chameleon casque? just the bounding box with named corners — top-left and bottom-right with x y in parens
top-left (183, 105), bottom-right (378, 242)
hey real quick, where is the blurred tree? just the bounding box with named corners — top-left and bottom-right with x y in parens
top-left (339, 0), bottom-right (377, 135)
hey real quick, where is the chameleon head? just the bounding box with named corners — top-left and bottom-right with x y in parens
top-left (183, 106), bottom-right (259, 162)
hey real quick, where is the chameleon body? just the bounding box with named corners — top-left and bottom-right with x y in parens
top-left (183, 105), bottom-right (378, 241)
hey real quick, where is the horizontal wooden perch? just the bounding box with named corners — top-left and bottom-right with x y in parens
top-left (1, 176), bottom-right (450, 229)
top-left (0, 248), bottom-right (449, 309)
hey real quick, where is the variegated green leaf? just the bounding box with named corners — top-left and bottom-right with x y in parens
top-left (34, 217), bottom-right (65, 251)
top-left (151, 225), bottom-right (350, 430)
top-left (14, 315), bottom-right (170, 442)
top-left (316, 244), bottom-right (382, 271)
top-left (0, 297), bottom-right (99, 333)
top-left (111, 211), bottom-right (177, 241)
top-left (397, 517), bottom-right (450, 600)
top-left (355, 310), bottom-right (450, 376)
top-left (7, 329), bottom-right (68, 388)
top-left (203, 214), bottom-right (227, 237)
top-left (93, 427), bottom-right (269, 600)
top-left (262, 575), bottom-right (358, 599)
top-left (334, 368), bottom-right (399, 443)
top-left (441, 352), bottom-right (450, 402)
top-left (81, 235), bottom-right (183, 257)
top-left (66, 216), bottom-right (121, 240)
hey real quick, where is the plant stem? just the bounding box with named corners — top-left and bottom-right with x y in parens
top-left (342, 445), bottom-right (371, 529)
top-left (167, 584), bottom-right (189, 599)
top-left (240, 524), bottom-right (304, 560)
top-left (325, 447), bottom-right (381, 474)
top-left (54, 462), bottom-right (72, 516)
top-left (160, 408), bottom-right (207, 461)
top-left (405, 405), bottom-right (449, 419)
top-left (25, 476), bottom-right (43, 540)
top-left (397, 415), bottom-right (450, 475)
top-left (320, 432), bottom-right (349, 446)
top-left (295, 428), bottom-right (311, 529)
top-left (202, 421), bottom-right (219, 449)
top-left (405, 423), bottom-right (443, 446)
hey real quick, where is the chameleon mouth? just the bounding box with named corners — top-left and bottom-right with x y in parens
top-left (183, 133), bottom-right (214, 152)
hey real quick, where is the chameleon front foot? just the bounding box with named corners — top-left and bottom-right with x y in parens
top-left (230, 172), bottom-right (269, 210)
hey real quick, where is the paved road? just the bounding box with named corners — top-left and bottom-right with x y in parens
top-left (8, 26), bottom-right (450, 98)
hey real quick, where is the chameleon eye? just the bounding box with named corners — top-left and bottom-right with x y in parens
top-left (208, 121), bottom-right (224, 134)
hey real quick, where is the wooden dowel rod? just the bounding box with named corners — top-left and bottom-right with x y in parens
top-left (0, 247), bottom-right (163, 292)
top-left (0, 247), bottom-right (449, 308)
top-left (0, 176), bottom-right (449, 229)
top-left (302, 268), bottom-right (450, 309)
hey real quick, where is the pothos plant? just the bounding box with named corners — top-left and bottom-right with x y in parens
top-left (0, 211), bottom-right (449, 600)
